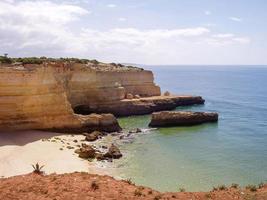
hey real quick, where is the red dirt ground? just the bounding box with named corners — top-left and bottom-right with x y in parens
top-left (0, 172), bottom-right (266, 200)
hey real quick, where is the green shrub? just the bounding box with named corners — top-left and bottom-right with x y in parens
top-left (231, 183), bottom-right (239, 189)
top-left (90, 59), bottom-right (99, 65)
top-left (0, 56), bottom-right (12, 64)
top-left (246, 185), bottom-right (257, 192)
top-left (134, 189), bottom-right (142, 196)
top-left (218, 185), bottom-right (227, 190)
top-left (31, 163), bottom-right (45, 175)
top-left (91, 181), bottom-right (99, 190)
top-left (258, 182), bottom-right (265, 189)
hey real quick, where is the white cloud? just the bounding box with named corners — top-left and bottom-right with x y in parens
top-left (203, 23), bottom-right (216, 27)
top-left (2, 0), bottom-right (14, 3)
top-left (208, 33), bottom-right (250, 46)
top-left (229, 17), bottom-right (243, 22)
top-left (118, 17), bottom-right (127, 22)
top-left (0, 1), bottom-right (252, 64)
top-left (205, 10), bottom-right (211, 15)
top-left (107, 4), bottom-right (117, 8)
top-left (0, 0), bottom-right (89, 55)
top-left (213, 34), bottom-right (235, 38)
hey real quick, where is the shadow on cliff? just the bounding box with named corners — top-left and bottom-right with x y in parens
top-left (0, 130), bottom-right (65, 146)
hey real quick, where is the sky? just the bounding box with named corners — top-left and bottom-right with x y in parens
top-left (0, 0), bottom-right (267, 65)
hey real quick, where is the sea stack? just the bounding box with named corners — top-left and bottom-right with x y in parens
top-left (149, 111), bottom-right (218, 127)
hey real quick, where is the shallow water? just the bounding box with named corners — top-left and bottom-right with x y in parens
top-left (116, 65), bottom-right (267, 192)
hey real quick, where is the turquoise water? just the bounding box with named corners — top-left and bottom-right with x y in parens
top-left (116, 66), bottom-right (267, 192)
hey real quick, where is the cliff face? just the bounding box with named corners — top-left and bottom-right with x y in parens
top-left (0, 61), bottom-right (204, 131)
top-left (0, 62), bottom-right (161, 131)
top-left (67, 64), bottom-right (161, 109)
top-left (0, 64), bottom-right (121, 132)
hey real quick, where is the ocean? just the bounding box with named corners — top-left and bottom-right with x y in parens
top-left (115, 65), bottom-right (267, 192)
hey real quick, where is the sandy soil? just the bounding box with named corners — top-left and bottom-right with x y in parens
top-left (0, 130), bottom-right (114, 178)
top-left (0, 172), bottom-right (266, 200)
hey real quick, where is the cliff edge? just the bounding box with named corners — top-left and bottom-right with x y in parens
top-left (0, 58), bottom-right (204, 131)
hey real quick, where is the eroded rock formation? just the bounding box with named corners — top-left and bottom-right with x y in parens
top-left (0, 63), bottom-right (121, 132)
top-left (0, 61), bottom-right (205, 131)
top-left (149, 111), bottom-right (218, 127)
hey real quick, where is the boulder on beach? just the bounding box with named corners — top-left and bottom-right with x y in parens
top-left (149, 111), bottom-right (218, 127)
top-left (75, 144), bottom-right (96, 159)
top-left (134, 94), bottom-right (141, 99)
top-left (104, 144), bottom-right (122, 159)
top-left (85, 131), bottom-right (102, 142)
top-left (126, 93), bottom-right (133, 99)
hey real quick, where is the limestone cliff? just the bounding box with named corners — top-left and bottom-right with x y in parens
top-left (0, 60), bottom-right (204, 131)
top-left (66, 63), bottom-right (161, 110)
top-left (0, 64), bottom-right (120, 132)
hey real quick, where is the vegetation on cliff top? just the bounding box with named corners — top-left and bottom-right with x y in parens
top-left (0, 55), bottom-right (142, 70)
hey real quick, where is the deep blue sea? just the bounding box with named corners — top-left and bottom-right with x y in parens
top-left (116, 65), bottom-right (267, 192)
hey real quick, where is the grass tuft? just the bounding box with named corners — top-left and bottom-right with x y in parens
top-left (134, 189), bottom-right (142, 196)
top-left (246, 185), bottom-right (257, 192)
top-left (125, 178), bottom-right (134, 185)
top-left (91, 181), bottom-right (99, 190)
top-left (218, 185), bottom-right (227, 190)
top-left (231, 183), bottom-right (239, 189)
top-left (154, 195), bottom-right (162, 200)
top-left (258, 182), bottom-right (265, 189)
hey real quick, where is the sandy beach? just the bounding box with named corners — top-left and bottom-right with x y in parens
top-left (0, 130), bottom-right (117, 178)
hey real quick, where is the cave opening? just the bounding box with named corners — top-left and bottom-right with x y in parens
top-left (73, 105), bottom-right (92, 115)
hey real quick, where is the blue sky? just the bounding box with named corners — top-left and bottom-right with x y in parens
top-left (0, 0), bottom-right (266, 64)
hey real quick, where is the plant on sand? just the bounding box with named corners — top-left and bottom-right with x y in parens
top-left (134, 189), bottom-right (142, 196)
top-left (125, 178), bottom-right (134, 185)
top-left (31, 163), bottom-right (45, 175)
top-left (205, 193), bottom-right (212, 199)
top-left (218, 184), bottom-right (227, 190)
top-left (258, 182), bottom-right (265, 189)
top-left (154, 195), bottom-right (162, 200)
top-left (179, 187), bottom-right (186, 192)
top-left (91, 181), bottom-right (99, 190)
top-left (231, 183), bottom-right (239, 189)
top-left (246, 185), bottom-right (257, 192)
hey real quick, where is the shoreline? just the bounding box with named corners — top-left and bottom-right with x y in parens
top-left (0, 130), bottom-right (120, 178)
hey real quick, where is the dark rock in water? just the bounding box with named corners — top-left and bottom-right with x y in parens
top-left (85, 131), bottom-right (102, 142)
top-left (104, 144), bottom-right (122, 159)
top-left (111, 132), bottom-right (120, 136)
top-left (149, 111), bottom-right (218, 127)
top-left (129, 128), bottom-right (142, 133)
top-left (136, 128), bottom-right (142, 133)
top-left (95, 153), bottom-right (106, 161)
top-left (75, 144), bottom-right (96, 159)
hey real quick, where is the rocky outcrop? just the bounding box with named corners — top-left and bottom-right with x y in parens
top-left (104, 144), bottom-right (122, 159)
top-left (0, 61), bottom-right (205, 131)
top-left (81, 95), bottom-right (205, 117)
top-left (149, 111), bottom-right (218, 127)
top-left (67, 64), bottom-right (161, 110)
top-left (75, 144), bottom-right (96, 159)
top-left (0, 64), bottom-right (121, 132)
top-left (85, 131), bottom-right (102, 142)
